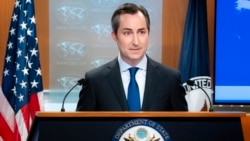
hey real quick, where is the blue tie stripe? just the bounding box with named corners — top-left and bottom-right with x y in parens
top-left (128, 67), bottom-right (140, 111)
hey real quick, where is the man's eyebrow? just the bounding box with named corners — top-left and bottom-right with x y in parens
top-left (122, 27), bottom-right (147, 31)
top-left (122, 28), bottom-right (132, 31)
top-left (138, 28), bottom-right (147, 31)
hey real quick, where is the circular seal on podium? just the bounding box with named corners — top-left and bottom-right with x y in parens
top-left (112, 118), bottom-right (172, 141)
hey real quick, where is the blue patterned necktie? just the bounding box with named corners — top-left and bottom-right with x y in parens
top-left (128, 67), bottom-right (140, 111)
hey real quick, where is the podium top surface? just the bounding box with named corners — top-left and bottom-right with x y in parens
top-left (35, 111), bottom-right (246, 118)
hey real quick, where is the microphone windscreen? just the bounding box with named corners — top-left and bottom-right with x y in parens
top-left (77, 78), bottom-right (86, 85)
top-left (186, 79), bottom-right (195, 86)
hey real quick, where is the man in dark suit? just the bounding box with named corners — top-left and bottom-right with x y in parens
top-left (76, 3), bottom-right (187, 111)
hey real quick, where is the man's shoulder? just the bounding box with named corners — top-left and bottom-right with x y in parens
top-left (148, 57), bottom-right (180, 75)
top-left (86, 58), bottom-right (117, 76)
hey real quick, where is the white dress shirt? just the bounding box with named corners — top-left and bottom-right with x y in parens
top-left (118, 54), bottom-right (147, 107)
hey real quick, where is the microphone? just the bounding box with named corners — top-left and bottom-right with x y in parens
top-left (61, 78), bottom-right (86, 112)
top-left (186, 79), bottom-right (213, 111)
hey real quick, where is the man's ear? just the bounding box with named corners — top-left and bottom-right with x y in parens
top-left (111, 31), bottom-right (117, 41)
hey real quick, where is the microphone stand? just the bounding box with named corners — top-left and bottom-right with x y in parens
top-left (60, 78), bottom-right (85, 112)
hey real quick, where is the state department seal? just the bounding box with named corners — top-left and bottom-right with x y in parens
top-left (112, 118), bottom-right (171, 141)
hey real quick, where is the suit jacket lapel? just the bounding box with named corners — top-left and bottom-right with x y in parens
top-left (106, 58), bottom-right (129, 110)
top-left (142, 57), bottom-right (159, 110)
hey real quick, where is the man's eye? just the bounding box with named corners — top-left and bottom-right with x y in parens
top-left (139, 31), bottom-right (146, 34)
top-left (124, 32), bottom-right (130, 35)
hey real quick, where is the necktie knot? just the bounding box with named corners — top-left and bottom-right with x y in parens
top-left (129, 67), bottom-right (139, 78)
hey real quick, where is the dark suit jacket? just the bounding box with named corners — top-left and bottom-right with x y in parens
top-left (76, 56), bottom-right (187, 111)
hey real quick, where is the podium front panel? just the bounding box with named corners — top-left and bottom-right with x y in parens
top-left (28, 112), bottom-right (245, 141)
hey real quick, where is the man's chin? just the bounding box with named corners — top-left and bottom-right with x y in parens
top-left (129, 55), bottom-right (144, 61)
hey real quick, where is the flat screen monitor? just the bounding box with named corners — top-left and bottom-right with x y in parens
top-left (214, 0), bottom-right (250, 104)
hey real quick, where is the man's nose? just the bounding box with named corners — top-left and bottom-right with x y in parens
top-left (132, 34), bottom-right (139, 46)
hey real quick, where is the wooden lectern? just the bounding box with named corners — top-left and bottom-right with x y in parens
top-left (28, 112), bottom-right (246, 141)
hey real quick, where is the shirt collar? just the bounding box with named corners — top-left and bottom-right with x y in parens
top-left (118, 54), bottom-right (147, 72)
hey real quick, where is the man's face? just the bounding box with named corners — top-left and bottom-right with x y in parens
top-left (112, 11), bottom-right (149, 66)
